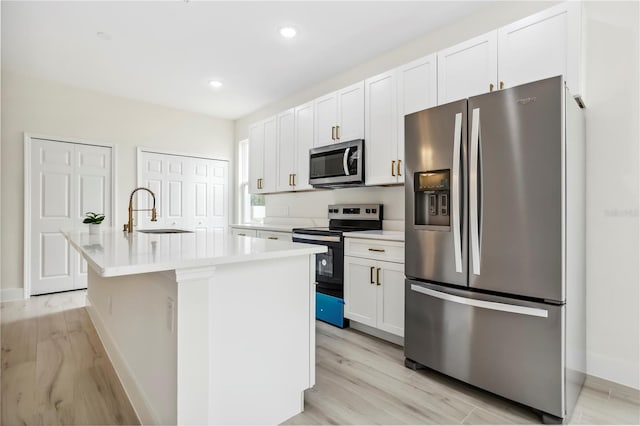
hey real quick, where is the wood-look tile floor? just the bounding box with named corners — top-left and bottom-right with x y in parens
top-left (2, 290), bottom-right (639, 425)
top-left (285, 321), bottom-right (639, 425)
top-left (1, 290), bottom-right (139, 425)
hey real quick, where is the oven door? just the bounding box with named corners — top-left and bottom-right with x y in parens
top-left (292, 232), bottom-right (344, 297)
top-left (309, 139), bottom-right (364, 187)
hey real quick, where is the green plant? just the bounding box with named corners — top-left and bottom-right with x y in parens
top-left (83, 212), bottom-right (105, 225)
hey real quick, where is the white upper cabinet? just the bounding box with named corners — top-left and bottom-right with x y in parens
top-left (314, 81), bottom-right (364, 146)
top-left (249, 115), bottom-right (277, 194)
top-left (275, 108), bottom-right (296, 192)
top-left (365, 69), bottom-right (399, 186)
top-left (337, 81), bottom-right (365, 142)
top-left (294, 101), bottom-right (314, 191)
top-left (397, 53), bottom-right (438, 173)
top-left (248, 121), bottom-right (264, 194)
top-left (365, 54), bottom-right (437, 186)
top-left (498, 1), bottom-right (582, 97)
top-left (438, 31), bottom-right (498, 104)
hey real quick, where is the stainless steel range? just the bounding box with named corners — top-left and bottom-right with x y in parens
top-left (292, 204), bottom-right (383, 328)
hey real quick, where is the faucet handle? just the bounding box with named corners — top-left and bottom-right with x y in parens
top-left (151, 208), bottom-right (158, 222)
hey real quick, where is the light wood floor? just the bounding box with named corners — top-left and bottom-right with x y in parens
top-left (1, 290), bottom-right (138, 425)
top-left (2, 290), bottom-right (639, 425)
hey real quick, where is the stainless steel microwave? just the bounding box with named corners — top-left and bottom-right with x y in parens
top-left (309, 139), bottom-right (364, 188)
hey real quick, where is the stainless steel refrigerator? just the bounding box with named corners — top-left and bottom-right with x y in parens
top-left (404, 76), bottom-right (585, 423)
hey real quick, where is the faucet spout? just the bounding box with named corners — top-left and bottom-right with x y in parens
top-left (124, 187), bottom-right (157, 233)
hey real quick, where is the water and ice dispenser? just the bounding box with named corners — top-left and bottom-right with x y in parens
top-left (414, 170), bottom-right (450, 228)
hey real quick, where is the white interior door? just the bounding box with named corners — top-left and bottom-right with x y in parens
top-left (138, 150), bottom-right (229, 233)
top-left (29, 138), bottom-right (112, 295)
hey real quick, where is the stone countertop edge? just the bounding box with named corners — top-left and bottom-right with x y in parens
top-left (63, 229), bottom-right (326, 278)
top-left (230, 223), bottom-right (296, 232)
top-left (342, 230), bottom-right (405, 242)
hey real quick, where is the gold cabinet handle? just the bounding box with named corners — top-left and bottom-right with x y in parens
top-left (292, 174), bottom-right (296, 186)
top-left (267, 236), bottom-right (278, 240)
top-left (336, 125), bottom-right (340, 140)
top-left (368, 248), bottom-right (386, 253)
top-left (391, 160), bottom-right (396, 177)
top-left (370, 266), bottom-right (375, 284)
top-left (499, 81), bottom-right (504, 90)
top-left (288, 174), bottom-right (292, 186)
top-left (397, 159), bottom-right (402, 177)
top-left (376, 268), bottom-right (381, 286)
top-left (331, 126), bottom-right (336, 140)
top-left (237, 233), bottom-right (246, 236)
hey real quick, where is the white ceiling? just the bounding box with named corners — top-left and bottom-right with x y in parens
top-left (2, 1), bottom-right (494, 120)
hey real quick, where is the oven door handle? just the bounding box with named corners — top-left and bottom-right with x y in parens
top-left (292, 233), bottom-right (341, 243)
top-left (343, 147), bottom-right (351, 176)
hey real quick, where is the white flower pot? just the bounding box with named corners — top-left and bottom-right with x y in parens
top-left (89, 224), bottom-right (101, 235)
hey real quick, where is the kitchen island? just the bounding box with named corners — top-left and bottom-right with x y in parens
top-left (63, 228), bottom-right (326, 425)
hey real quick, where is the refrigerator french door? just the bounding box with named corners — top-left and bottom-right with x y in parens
top-left (404, 76), bottom-right (585, 423)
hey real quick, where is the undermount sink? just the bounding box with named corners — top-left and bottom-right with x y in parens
top-left (137, 229), bottom-right (193, 234)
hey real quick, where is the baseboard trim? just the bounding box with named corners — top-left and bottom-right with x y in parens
top-left (585, 374), bottom-right (640, 400)
top-left (349, 321), bottom-right (404, 346)
top-left (0, 287), bottom-right (25, 302)
top-left (85, 296), bottom-right (160, 424)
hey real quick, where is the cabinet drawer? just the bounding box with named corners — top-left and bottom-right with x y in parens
top-left (256, 230), bottom-right (292, 241)
top-left (231, 228), bottom-right (257, 237)
top-left (345, 238), bottom-right (404, 263)
top-left (316, 292), bottom-right (346, 328)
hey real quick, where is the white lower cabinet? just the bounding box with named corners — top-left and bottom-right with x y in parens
top-left (344, 239), bottom-right (405, 337)
top-left (231, 228), bottom-right (257, 237)
top-left (256, 230), bottom-right (292, 241)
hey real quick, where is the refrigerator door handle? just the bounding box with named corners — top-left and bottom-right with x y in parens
top-left (452, 112), bottom-right (463, 273)
top-left (410, 284), bottom-right (549, 318)
top-left (343, 147), bottom-right (351, 176)
top-left (470, 107), bottom-right (481, 275)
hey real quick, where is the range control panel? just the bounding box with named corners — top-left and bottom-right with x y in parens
top-left (328, 204), bottom-right (383, 221)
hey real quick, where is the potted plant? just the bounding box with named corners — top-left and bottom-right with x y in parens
top-left (83, 212), bottom-right (106, 235)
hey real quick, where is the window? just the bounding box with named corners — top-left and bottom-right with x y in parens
top-left (238, 139), bottom-right (265, 223)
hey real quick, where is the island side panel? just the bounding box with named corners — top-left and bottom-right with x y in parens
top-left (176, 254), bottom-right (315, 425)
top-left (85, 268), bottom-right (178, 425)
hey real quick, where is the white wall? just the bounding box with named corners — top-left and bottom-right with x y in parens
top-left (582, 1), bottom-right (639, 389)
top-left (234, 2), bottom-right (640, 389)
top-left (0, 71), bottom-right (235, 294)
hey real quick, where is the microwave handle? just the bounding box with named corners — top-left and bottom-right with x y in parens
top-left (343, 147), bottom-right (351, 176)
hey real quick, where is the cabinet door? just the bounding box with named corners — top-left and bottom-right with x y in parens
top-left (276, 108), bottom-right (296, 192)
top-left (337, 81), bottom-right (365, 142)
top-left (377, 261), bottom-right (405, 337)
top-left (398, 53), bottom-right (437, 170)
top-left (437, 31), bottom-right (498, 104)
top-left (248, 122), bottom-right (264, 194)
top-left (256, 230), bottom-right (292, 241)
top-left (262, 116), bottom-right (278, 193)
top-left (314, 92), bottom-right (338, 146)
top-left (231, 228), bottom-right (257, 237)
top-left (365, 70), bottom-right (399, 186)
top-left (294, 101), bottom-right (314, 191)
top-left (498, 2), bottom-right (581, 95)
top-left (344, 256), bottom-right (377, 328)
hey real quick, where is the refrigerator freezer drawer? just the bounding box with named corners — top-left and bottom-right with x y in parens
top-left (405, 280), bottom-right (565, 418)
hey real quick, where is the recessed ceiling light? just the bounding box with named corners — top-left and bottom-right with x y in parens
top-left (279, 27), bottom-right (297, 38)
top-left (96, 31), bottom-right (111, 41)
top-left (209, 80), bottom-right (223, 88)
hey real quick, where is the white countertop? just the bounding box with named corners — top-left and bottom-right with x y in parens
top-left (342, 230), bottom-right (405, 242)
top-left (63, 228), bottom-right (326, 277)
top-left (230, 223), bottom-right (297, 233)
